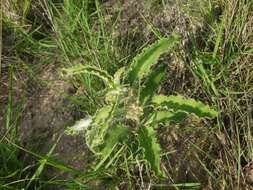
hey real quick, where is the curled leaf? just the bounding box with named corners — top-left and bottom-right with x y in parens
top-left (127, 36), bottom-right (179, 84)
top-left (152, 95), bottom-right (218, 118)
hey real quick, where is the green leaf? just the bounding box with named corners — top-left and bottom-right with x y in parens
top-left (85, 105), bottom-right (114, 153)
top-left (127, 36), bottom-right (179, 84)
top-left (145, 111), bottom-right (187, 126)
top-left (26, 135), bottom-right (61, 189)
top-left (101, 124), bottom-right (129, 157)
top-left (139, 64), bottom-right (167, 105)
top-left (95, 124), bottom-right (129, 169)
top-left (152, 95), bottom-right (218, 118)
top-left (138, 126), bottom-right (165, 177)
top-left (62, 65), bottom-right (113, 87)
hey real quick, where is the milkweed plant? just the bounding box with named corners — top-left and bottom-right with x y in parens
top-left (63, 35), bottom-right (218, 177)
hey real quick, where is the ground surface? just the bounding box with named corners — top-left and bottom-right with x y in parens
top-left (1, 0), bottom-right (253, 189)
top-left (17, 0), bottom-right (207, 184)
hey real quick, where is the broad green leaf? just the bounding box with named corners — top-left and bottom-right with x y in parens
top-left (95, 124), bottom-right (129, 170)
top-left (152, 95), bottom-right (218, 118)
top-left (139, 64), bottom-right (167, 105)
top-left (145, 111), bottom-right (187, 126)
top-left (85, 105), bottom-right (114, 153)
top-left (62, 65), bottom-right (113, 87)
top-left (92, 106), bottom-right (113, 126)
top-left (127, 36), bottom-right (179, 84)
top-left (101, 124), bottom-right (129, 157)
top-left (138, 126), bottom-right (165, 177)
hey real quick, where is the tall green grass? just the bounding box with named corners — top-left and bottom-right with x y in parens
top-left (40, 0), bottom-right (140, 114)
top-left (1, 1), bottom-right (100, 189)
top-left (179, 0), bottom-right (253, 189)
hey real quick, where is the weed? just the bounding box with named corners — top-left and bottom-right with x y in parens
top-left (64, 36), bottom-right (218, 186)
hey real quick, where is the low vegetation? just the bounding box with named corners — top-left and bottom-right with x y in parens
top-left (64, 36), bottom-right (218, 179)
top-left (1, 0), bottom-right (252, 189)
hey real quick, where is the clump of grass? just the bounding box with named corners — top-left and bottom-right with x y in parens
top-left (40, 0), bottom-right (141, 114)
top-left (1, 1), bottom-right (100, 189)
top-left (178, 0), bottom-right (253, 189)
